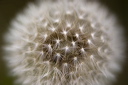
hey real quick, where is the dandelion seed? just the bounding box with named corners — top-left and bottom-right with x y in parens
top-left (75, 33), bottom-right (79, 38)
top-left (62, 30), bottom-right (68, 35)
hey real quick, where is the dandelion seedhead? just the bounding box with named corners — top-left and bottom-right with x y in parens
top-left (4, 0), bottom-right (125, 85)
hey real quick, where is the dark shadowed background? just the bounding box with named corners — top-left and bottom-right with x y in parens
top-left (0, 0), bottom-right (127, 85)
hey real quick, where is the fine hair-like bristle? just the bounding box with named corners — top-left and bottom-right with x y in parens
top-left (4, 0), bottom-right (125, 85)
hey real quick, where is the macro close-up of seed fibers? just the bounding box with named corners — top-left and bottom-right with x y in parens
top-left (1, 0), bottom-right (127, 85)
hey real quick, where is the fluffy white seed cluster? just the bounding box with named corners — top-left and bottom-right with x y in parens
top-left (4, 0), bottom-right (125, 85)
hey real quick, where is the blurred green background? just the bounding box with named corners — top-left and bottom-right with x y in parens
top-left (0, 0), bottom-right (127, 85)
